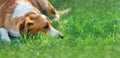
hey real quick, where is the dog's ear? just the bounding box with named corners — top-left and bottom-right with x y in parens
top-left (25, 17), bottom-right (34, 25)
top-left (24, 17), bottom-right (34, 33)
top-left (18, 18), bottom-right (26, 34)
top-left (26, 17), bottom-right (34, 26)
top-left (19, 17), bottom-right (34, 34)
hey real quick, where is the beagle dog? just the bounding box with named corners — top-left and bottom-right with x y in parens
top-left (0, 0), bottom-right (63, 42)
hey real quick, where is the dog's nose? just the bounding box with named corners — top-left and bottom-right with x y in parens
top-left (59, 35), bottom-right (64, 39)
top-left (58, 34), bottom-right (64, 39)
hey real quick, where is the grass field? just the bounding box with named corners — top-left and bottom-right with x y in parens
top-left (1, 0), bottom-right (120, 58)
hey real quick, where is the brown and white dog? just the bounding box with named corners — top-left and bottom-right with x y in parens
top-left (0, 0), bottom-right (63, 42)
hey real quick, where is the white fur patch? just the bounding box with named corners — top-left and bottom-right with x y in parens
top-left (50, 26), bottom-right (62, 37)
top-left (8, 29), bottom-right (21, 37)
top-left (12, 2), bottom-right (38, 19)
top-left (0, 28), bottom-right (11, 42)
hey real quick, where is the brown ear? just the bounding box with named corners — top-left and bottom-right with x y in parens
top-left (19, 19), bottom-right (25, 34)
top-left (26, 17), bottom-right (34, 27)
top-left (17, 17), bottom-right (34, 34)
top-left (24, 17), bottom-right (34, 33)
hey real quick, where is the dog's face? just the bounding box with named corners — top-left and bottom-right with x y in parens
top-left (20, 13), bottom-right (63, 38)
top-left (24, 13), bottom-right (51, 34)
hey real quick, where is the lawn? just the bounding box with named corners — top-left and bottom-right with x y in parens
top-left (1, 0), bottom-right (120, 58)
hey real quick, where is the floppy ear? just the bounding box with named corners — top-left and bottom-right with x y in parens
top-left (19, 17), bottom-right (34, 34)
top-left (26, 19), bottom-right (34, 26)
top-left (19, 19), bottom-right (25, 34)
top-left (24, 17), bottom-right (34, 33)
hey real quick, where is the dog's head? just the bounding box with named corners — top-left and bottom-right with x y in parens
top-left (19, 12), bottom-right (63, 38)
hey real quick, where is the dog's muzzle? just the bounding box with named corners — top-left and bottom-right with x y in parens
top-left (50, 26), bottom-right (64, 38)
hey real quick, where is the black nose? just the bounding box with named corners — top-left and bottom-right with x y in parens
top-left (58, 35), bottom-right (64, 39)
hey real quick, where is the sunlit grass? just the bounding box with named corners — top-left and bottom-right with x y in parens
top-left (0, 0), bottom-right (120, 58)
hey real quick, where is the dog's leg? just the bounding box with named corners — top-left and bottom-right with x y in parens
top-left (0, 28), bottom-right (11, 42)
top-left (47, 2), bottom-right (60, 21)
top-left (37, 0), bottom-right (60, 22)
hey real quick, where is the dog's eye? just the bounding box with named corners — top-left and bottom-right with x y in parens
top-left (43, 24), bottom-right (49, 29)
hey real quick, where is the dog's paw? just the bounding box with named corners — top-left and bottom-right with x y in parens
top-left (1, 35), bottom-right (11, 42)
top-left (0, 28), bottom-right (11, 42)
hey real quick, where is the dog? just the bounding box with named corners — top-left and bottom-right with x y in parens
top-left (0, 0), bottom-right (63, 42)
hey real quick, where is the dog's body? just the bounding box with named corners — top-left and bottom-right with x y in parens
top-left (0, 0), bottom-right (63, 42)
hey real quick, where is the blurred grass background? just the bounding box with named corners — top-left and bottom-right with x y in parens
top-left (1, 0), bottom-right (120, 58)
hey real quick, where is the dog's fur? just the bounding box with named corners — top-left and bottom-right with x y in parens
top-left (0, 0), bottom-right (63, 42)
top-left (29, 0), bottom-right (60, 20)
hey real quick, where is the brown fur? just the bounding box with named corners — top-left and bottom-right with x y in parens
top-left (0, 0), bottom-right (17, 27)
top-left (0, 0), bottom-right (56, 35)
top-left (29, 0), bottom-right (60, 19)
top-left (0, 0), bottom-right (7, 6)
top-left (20, 13), bottom-right (52, 35)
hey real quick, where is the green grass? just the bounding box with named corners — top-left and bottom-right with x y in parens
top-left (1, 0), bottom-right (120, 58)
